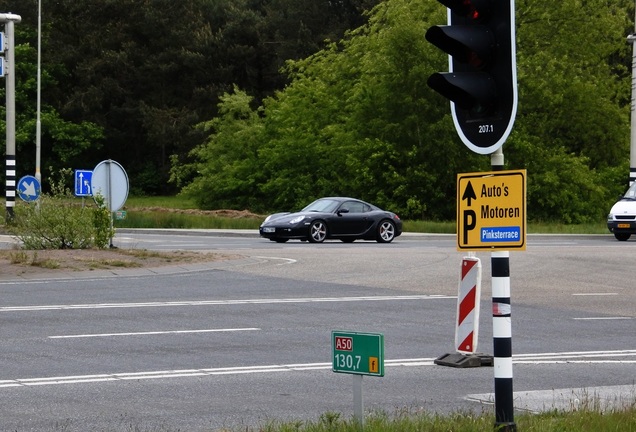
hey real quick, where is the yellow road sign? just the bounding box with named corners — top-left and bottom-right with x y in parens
top-left (457, 170), bottom-right (526, 251)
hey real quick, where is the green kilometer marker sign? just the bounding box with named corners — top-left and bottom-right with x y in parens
top-left (331, 331), bottom-right (384, 377)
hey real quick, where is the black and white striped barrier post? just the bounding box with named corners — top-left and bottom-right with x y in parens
top-left (492, 251), bottom-right (515, 431)
top-left (5, 155), bottom-right (15, 220)
top-left (490, 149), bottom-right (516, 431)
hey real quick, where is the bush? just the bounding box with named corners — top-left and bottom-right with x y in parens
top-left (9, 169), bottom-right (114, 249)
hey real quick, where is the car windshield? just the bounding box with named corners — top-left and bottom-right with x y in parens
top-left (301, 199), bottom-right (340, 213)
top-left (623, 183), bottom-right (636, 199)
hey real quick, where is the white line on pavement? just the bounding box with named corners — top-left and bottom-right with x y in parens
top-left (0, 350), bottom-right (634, 389)
top-left (0, 295), bottom-right (455, 312)
top-left (49, 328), bottom-right (261, 339)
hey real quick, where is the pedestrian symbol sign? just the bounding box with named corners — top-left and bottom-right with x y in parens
top-left (457, 170), bottom-right (526, 251)
top-left (74, 169), bottom-right (93, 197)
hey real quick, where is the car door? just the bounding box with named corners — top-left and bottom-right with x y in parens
top-left (330, 201), bottom-right (370, 236)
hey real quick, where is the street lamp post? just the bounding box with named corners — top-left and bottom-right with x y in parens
top-left (628, 3), bottom-right (636, 186)
top-left (1, 12), bottom-right (22, 222)
top-left (35, 0), bottom-right (41, 184)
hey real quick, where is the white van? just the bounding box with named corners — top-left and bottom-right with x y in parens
top-left (607, 182), bottom-right (636, 241)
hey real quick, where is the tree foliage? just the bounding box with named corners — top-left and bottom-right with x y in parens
top-left (0, 0), bottom-right (633, 223)
top-left (176, 0), bottom-right (632, 222)
top-left (0, 0), bottom-right (374, 194)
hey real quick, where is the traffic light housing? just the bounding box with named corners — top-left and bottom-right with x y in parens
top-left (426, 0), bottom-right (517, 154)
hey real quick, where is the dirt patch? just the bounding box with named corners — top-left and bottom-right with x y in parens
top-left (0, 248), bottom-right (241, 278)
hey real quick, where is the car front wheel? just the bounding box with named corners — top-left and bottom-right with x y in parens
top-left (376, 220), bottom-right (396, 243)
top-left (308, 220), bottom-right (327, 243)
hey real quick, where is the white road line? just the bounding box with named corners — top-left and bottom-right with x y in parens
top-left (0, 295), bottom-right (454, 312)
top-left (252, 256), bottom-right (296, 265)
top-left (0, 359), bottom-right (433, 388)
top-left (49, 328), bottom-right (261, 339)
top-left (0, 351), bottom-right (633, 389)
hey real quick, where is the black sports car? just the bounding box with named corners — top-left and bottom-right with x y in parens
top-left (259, 197), bottom-right (403, 243)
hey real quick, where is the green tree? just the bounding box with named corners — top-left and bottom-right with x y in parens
top-left (178, 0), bottom-right (632, 223)
top-left (172, 87), bottom-right (266, 211)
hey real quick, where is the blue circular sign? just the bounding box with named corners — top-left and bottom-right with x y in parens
top-left (17, 175), bottom-right (41, 202)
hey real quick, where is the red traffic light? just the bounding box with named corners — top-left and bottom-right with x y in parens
top-left (438, 0), bottom-right (491, 21)
top-left (426, 0), bottom-right (517, 154)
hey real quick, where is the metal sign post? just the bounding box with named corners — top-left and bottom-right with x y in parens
top-left (490, 149), bottom-right (515, 432)
top-left (332, 331), bottom-right (384, 426)
top-left (455, 158), bottom-right (525, 431)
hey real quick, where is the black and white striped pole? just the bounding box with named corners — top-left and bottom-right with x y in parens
top-left (491, 149), bottom-right (516, 431)
top-left (1, 13), bottom-right (21, 222)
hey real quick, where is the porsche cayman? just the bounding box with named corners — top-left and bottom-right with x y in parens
top-left (259, 197), bottom-right (402, 243)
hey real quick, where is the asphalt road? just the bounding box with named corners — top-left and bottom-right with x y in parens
top-left (0, 232), bottom-right (634, 431)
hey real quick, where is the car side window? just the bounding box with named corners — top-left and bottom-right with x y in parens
top-left (343, 202), bottom-right (366, 213)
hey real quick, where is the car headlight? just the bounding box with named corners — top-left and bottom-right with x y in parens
top-left (289, 216), bottom-right (305, 224)
top-left (607, 214), bottom-right (614, 221)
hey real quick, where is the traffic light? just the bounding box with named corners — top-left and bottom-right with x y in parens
top-left (426, 0), bottom-right (517, 154)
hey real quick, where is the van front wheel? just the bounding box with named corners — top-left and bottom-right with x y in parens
top-left (614, 233), bottom-right (631, 241)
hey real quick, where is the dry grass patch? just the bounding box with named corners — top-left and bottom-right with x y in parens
top-left (0, 248), bottom-right (241, 276)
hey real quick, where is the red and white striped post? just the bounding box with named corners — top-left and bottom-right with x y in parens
top-left (455, 257), bottom-right (481, 353)
top-left (435, 256), bottom-right (492, 368)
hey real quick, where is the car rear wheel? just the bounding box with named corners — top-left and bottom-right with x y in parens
top-left (614, 232), bottom-right (631, 241)
top-left (376, 220), bottom-right (396, 243)
top-left (308, 220), bottom-right (327, 243)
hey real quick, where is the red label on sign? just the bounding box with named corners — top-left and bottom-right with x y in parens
top-left (335, 336), bottom-right (353, 351)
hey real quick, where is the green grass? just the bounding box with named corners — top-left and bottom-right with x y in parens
top-left (112, 406), bottom-right (636, 431)
top-left (257, 408), bottom-right (636, 431)
top-left (125, 195), bottom-right (200, 209)
top-left (118, 196), bottom-right (609, 234)
top-left (115, 209), bottom-right (264, 229)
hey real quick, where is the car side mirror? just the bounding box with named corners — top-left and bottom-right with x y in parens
top-left (337, 209), bottom-right (349, 215)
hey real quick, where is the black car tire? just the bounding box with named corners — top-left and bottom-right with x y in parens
top-left (308, 220), bottom-right (327, 243)
top-left (614, 232), bottom-right (631, 241)
top-left (376, 220), bottom-right (396, 243)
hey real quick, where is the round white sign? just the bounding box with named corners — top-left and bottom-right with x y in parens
top-left (91, 159), bottom-right (129, 211)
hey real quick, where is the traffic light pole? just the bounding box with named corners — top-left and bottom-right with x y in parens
top-left (427, 1), bottom-right (518, 428)
top-left (491, 148), bottom-right (516, 432)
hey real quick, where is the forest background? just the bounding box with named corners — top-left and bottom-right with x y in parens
top-left (0, 0), bottom-right (632, 223)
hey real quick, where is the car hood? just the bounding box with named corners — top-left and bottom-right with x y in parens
top-left (262, 211), bottom-right (325, 225)
top-left (610, 199), bottom-right (636, 216)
